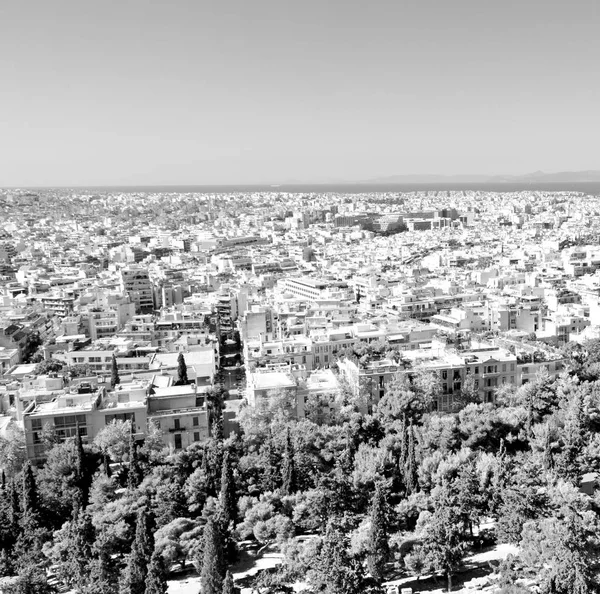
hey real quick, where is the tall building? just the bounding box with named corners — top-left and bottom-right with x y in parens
top-left (120, 267), bottom-right (154, 314)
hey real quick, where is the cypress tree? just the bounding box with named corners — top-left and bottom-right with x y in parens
top-left (74, 424), bottom-right (89, 506)
top-left (219, 450), bottom-right (237, 528)
top-left (1, 469), bottom-right (5, 491)
top-left (128, 432), bottom-right (143, 490)
top-left (313, 521), bottom-right (364, 594)
top-left (22, 461), bottom-right (38, 516)
top-left (367, 482), bottom-right (390, 582)
top-left (124, 508), bottom-right (154, 594)
top-left (9, 478), bottom-right (20, 528)
top-left (145, 549), bottom-right (168, 594)
top-left (222, 571), bottom-right (236, 594)
top-left (69, 512), bottom-right (95, 588)
top-left (405, 423), bottom-right (419, 495)
top-left (84, 549), bottom-right (118, 594)
top-left (200, 517), bottom-right (225, 594)
top-left (177, 352), bottom-right (188, 385)
top-left (75, 423), bottom-right (85, 477)
top-left (281, 428), bottom-right (297, 496)
top-left (543, 424), bottom-right (554, 471)
top-left (103, 452), bottom-right (112, 477)
top-left (339, 428), bottom-right (355, 475)
top-left (110, 353), bottom-right (120, 389)
top-left (261, 435), bottom-right (280, 492)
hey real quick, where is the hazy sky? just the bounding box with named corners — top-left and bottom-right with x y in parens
top-left (1, 0), bottom-right (599, 186)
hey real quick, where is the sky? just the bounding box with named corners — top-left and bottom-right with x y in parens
top-left (0, 0), bottom-right (599, 186)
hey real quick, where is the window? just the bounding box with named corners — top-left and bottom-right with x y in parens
top-left (174, 418), bottom-right (181, 430)
top-left (502, 364), bottom-right (507, 372)
top-left (442, 370), bottom-right (448, 380)
top-left (193, 416), bottom-right (199, 427)
top-left (475, 367), bottom-right (479, 375)
top-left (194, 432), bottom-right (200, 442)
top-left (174, 434), bottom-right (182, 450)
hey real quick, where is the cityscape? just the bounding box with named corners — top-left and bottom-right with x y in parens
top-left (2, 0), bottom-right (600, 592)
top-left (1, 184), bottom-right (600, 593)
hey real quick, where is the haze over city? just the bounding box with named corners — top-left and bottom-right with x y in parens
top-left (1, 0), bottom-right (599, 186)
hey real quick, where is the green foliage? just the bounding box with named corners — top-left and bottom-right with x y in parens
top-left (200, 517), bottom-right (225, 594)
top-left (308, 521), bottom-right (366, 594)
top-left (3, 564), bottom-right (55, 594)
top-left (520, 489), bottom-right (600, 593)
top-left (110, 353), bottom-right (120, 389)
top-left (281, 428), bottom-right (297, 496)
top-left (420, 480), bottom-right (470, 592)
top-left (32, 358), bottom-right (64, 375)
top-left (219, 450), bottom-right (238, 528)
top-left (145, 549), bottom-right (168, 594)
top-left (176, 352), bottom-right (188, 385)
top-left (122, 508), bottom-right (154, 594)
top-left (366, 482), bottom-right (390, 581)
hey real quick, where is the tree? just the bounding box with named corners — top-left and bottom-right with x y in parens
top-left (3, 564), bottom-right (55, 594)
top-left (219, 450), bottom-right (237, 528)
top-left (421, 480), bottom-right (469, 592)
top-left (309, 521), bottom-right (365, 594)
top-left (261, 434), bottom-right (281, 492)
top-left (520, 497), bottom-right (600, 593)
top-left (366, 482), bottom-right (390, 582)
top-left (222, 571), bottom-right (236, 594)
top-left (555, 392), bottom-right (585, 483)
top-left (200, 517), bottom-right (225, 594)
top-left (94, 419), bottom-right (133, 463)
top-left (281, 428), bottom-right (297, 496)
top-left (177, 352), bottom-right (188, 385)
top-left (455, 373), bottom-right (480, 409)
top-left (82, 549), bottom-right (118, 594)
top-left (67, 512), bottom-right (95, 589)
top-left (128, 433), bottom-right (143, 491)
top-left (33, 358), bottom-right (64, 375)
top-left (405, 423), bottom-right (419, 496)
top-left (145, 550), bottom-right (168, 594)
top-left (110, 353), bottom-right (120, 389)
top-left (22, 461), bottom-right (38, 516)
top-left (123, 508), bottom-right (154, 594)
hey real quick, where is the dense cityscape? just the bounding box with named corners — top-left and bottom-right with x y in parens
top-left (0, 186), bottom-right (600, 592)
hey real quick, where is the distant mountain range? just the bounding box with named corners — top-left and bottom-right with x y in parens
top-left (357, 170), bottom-right (600, 184)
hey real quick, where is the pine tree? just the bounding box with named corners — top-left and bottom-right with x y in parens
top-left (222, 571), bottom-right (236, 594)
top-left (177, 352), bottom-right (188, 385)
top-left (219, 450), bottom-right (237, 528)
top-left (145, 549), bottom-right (168, 594)
top-left (110, 353), bottom-right (120, 389)
top-left (22, 461), bottom-right (38, 516)
top-left (281, 428), bottom-right (297, 496)
top-left (367, 482), bottom-right (390, 582)
top-left (200, 517), bottom-right (225, 594)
